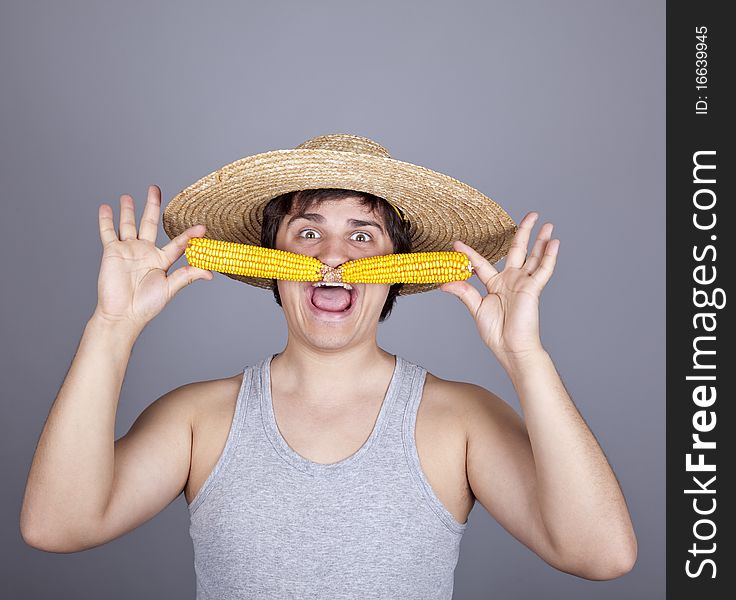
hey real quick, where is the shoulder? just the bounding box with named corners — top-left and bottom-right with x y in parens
top-left (421, 368), bottom-right (515, 438)
top-left (160, 370), bottom-right (245, 427)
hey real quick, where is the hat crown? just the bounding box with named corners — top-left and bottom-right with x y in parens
top-left (295, 134), bottom-right (392, 159)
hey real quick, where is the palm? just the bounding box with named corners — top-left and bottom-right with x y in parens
top-left (440, 212), bottom-right (559, 365)
top-left (95, 185), bottom-right (212, 330)
top-left (97, 240), bottom-right (172, 325)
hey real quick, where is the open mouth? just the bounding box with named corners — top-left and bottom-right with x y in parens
top-left (306, 282), bottom-right (357, 314)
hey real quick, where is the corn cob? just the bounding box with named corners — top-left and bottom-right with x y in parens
top-left (185, 238), bottom-right (474, 284)
top-left (333, 251), bottom-right (473, 284)
top-left (185, 238), bottom-right (330, 281)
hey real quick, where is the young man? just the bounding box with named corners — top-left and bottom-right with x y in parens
top-left (20, 135), bottom-right (637, 599)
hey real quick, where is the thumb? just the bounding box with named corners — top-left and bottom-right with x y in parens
top-left (440, 280), bottom-right (481, 316)
top-left (167, 265), bottom-right (213, 297)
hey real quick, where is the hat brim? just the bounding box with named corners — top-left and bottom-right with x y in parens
top-left (162, 148), bottom-right (517, 295)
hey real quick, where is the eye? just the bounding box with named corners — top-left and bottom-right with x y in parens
top-left (298, 228), bottom-right (320, 239)
top-left (351, 231), bottom-right (372, 242)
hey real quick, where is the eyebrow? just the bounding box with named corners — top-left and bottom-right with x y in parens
top-left (286, 212), bottom-right (386, 235)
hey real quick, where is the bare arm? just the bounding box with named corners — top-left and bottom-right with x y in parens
top-left (464, 354), bottom-right (637, 580)
top-left (441, 212), bottom-right (636, 578)
top-left (20, 314), bottom-right (136, 551)
top-left (19, 185), bottom-right (211, 552)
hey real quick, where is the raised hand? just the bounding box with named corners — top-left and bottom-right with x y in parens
top-left (94, 185), bottom-right (212, 331)
top-left (439, 212), bottom-right (559, 366)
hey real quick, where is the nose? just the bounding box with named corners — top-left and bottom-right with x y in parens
top-left (314, 237), bottom-right (354, 270)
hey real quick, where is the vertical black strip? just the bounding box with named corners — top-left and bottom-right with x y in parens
top-left (667, 2), bottom-right (733, 598)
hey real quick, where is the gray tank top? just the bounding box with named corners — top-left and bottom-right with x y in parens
top-left (188, 353), bottom-right (468, 599)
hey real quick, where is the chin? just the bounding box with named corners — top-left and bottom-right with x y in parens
top-left (304, 331), bottom-right (355, 351)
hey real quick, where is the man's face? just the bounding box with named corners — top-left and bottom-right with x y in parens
top-left (274, 196), bottom-right (395, 350)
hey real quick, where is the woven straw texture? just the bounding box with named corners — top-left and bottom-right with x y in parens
top-left (162, 134), bottom-right (517, 295)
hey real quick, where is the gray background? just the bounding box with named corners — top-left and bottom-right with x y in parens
top-left (1, 1), bottom-right (664, 598)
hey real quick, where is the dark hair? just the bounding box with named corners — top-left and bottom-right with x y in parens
top-left (260, 188), bottom-right (412, 322)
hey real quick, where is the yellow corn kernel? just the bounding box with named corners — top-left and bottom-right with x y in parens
top-left (335, 251), bottom-right (473, 284)
top-left (185, 238), bottom-right (329, 281)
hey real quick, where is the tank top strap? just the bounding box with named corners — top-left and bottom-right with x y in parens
top-left (385, 356), bottom-right (468, 535)
top-left (187, 362), bottom-right (255, 516)
top-left (380, 355), bottom-right (426, 438)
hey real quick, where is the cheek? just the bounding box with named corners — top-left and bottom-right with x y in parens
top-left (364, 285), bottom-right (390, 305)
top-left (277, 281), bottom-right (302, 303)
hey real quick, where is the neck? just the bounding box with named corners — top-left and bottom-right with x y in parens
top-left (270, 342), bottom-right (396, 409)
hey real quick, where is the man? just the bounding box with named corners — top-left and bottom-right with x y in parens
top-left (20, 134), bottom-right (637, 599)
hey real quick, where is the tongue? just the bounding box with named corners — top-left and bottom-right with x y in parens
top-left (312, 287), bottom-right (352, 312)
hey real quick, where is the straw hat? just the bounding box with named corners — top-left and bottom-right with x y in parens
top-left (162, 133), bottom-right (517, 295)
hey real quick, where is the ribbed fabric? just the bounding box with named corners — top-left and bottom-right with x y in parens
top-left (188, 353), bottom-right (468, 599)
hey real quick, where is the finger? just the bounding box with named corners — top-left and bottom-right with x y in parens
top-left (138, 185), bottom-right (161, 243)
top-left (451, 240), bottom-right (498, 291)
top-left (160, 224), bottom-right (207, 269)
top-left (166, 265), bottom-right (213, 298)
top-left (119, 194), bottom-right (138, 241)
top-left (505, 212), bottom-right (539, 270)
top-left (523, 222), bottom-right (554, 273)
top-left (530, 239), bottom-right (560, 288)
top-left (98, 203), bottom-right (118, 247)
top-left (439, 280), bottom-right (482, 317)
